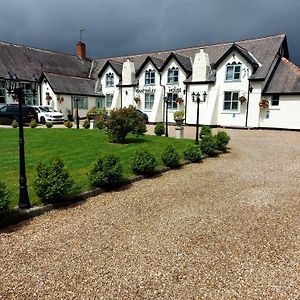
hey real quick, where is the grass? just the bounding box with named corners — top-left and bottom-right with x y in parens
top-left (0, 127), bottom-right (193, 208)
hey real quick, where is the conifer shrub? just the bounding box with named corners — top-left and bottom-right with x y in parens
top-left (184, 144), bottom-right (202, 163)
top-left (89, 153), bottom-right (123, 189)
top-left (154, 122), bottom-right (165, 136)
top-left (30, 119), bottom-right (38, 128)
top-left (11, 120), bottom-right (18, 128)
top-left (199, 125), bottom-right (212, 139)
top-left (45, 122), bottom-right (53, 128)
top-left (130, 148), bottom-right (157, 175)
top-left (162, 145), bottom-right (180, 168)
top-left (200, 135), bottom-right (218, 157)
top-left (106, 106), bottom-right (146, 143)
top-left (64, 120), bottom-right (73, 128)
top-left (216, 131), bottom-right (230, 152)
top-left (0, 181), bottom-right (10, 213)
top-left (83, 120), bottom-right (90, 129)
top-left (33, 157), bottom-right (74, 204)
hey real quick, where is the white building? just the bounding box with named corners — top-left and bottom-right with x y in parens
top-left (1, 34), bottom-right (300, 130)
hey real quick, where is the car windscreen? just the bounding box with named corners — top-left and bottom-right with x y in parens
top-left (40, 107), bottom-right (57, 112)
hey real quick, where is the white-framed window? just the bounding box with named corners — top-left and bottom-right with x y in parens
top-left (271, 94), bottom-right (280, 107)
top-left (106, 73), bottom-right (114, 87)
top-left (106, 94), bottom-right (113, 108)
top-left (167, 67), bottom-right (179, 84)
top-left (72, 96), bottom-right (88, 109)
top-left (145, 93), bottom-right (154, 110)
top-left (0, 80), bottom-right (6, 105)
top-left (167, 93), bottom-right (178, 110)
top-left (223, 91), bottom-right (239, 111)
top-left (145, 69), bottom-right (155, 85)
top-left (225, 62), bottom-right (242, 81)
top-left (19, 82), bottom-right (38, 105)
top-left (95, 97), bottom-right (105, 109)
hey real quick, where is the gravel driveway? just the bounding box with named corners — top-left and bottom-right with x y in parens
top-left (1, 128), bottom-right (300, 299)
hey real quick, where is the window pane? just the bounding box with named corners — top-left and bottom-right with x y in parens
top-left (224, 92), bottom-right (232, 100)
top-left (232, 102), bottom-right (238, 110)
top-left (232, 93), bottom-right (239, 100)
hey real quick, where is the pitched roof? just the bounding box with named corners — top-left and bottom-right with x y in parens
top-left (91, 34), bottom-right (287, 81)
top-left (263, 57), bottom-right (300, 94)
top-left (43, 72), bottom-right (103, 97)
top-left (0, 41), bottom-right (91, 81)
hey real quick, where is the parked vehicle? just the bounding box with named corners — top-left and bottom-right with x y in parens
top-left (136, 109), bottom-right (149, 124)
top-left (32, 106), bottom-right (64, 124)
top-left (0, 104), bottom-right (38, 125)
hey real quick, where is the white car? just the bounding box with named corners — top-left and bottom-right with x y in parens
top-left (32, 106), bottom-right (64, 124)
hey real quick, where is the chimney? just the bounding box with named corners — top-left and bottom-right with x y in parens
top-left (76, 41), bottom-right (86, 60)
top-left (122, 58), bottom-right (135, 85)
top-left (192, 48), bottom-right (210, 82)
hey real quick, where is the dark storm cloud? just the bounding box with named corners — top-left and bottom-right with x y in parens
top-left (0, 0), bottom-right (299, 65)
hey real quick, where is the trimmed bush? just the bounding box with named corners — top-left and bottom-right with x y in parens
top-left (64, 120), bottom-right (73, 128)
top-left (106, 106), bottom-right (147, 143)
top-left (216, 131), bottom-right (230, 152)
top-left (130, 148), bottom-right (157, 175)
top-left (33, 157), bottom-right (74, 204)
top-left (200, 135), bottom-right (218, 157)
top-left (162, 145), bottom-right (180, 168)
top-left (83, 120), bottom-right (90, 129)
top-left (88, 153), bottom-right (123, 189)
top-left (184, 144), bottom-right (202, 163)
top-left (45, 122), bottom-right (53, 128)
top-left (0, 181), bottom-right (10, 213)
top-left (30, 119), bottom-right (38, 128)
top-left (154, 122), bottom-right (165, 136)
top-left (200, 125), bottom-right (212, 139)
top-left (11, 120), bottom-right (18, 128)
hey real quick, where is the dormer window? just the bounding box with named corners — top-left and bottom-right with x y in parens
top-left (225, 62), bottom-right (241, 81)
top-left (145, 69), bottom-right (155, 85)
top-left (106, 73), bottom-right (114, 87)
top-left (167, 67), bottom-right (179, 84)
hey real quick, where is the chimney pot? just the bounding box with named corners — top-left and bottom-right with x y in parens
top-left (76, 41), bottom-right (86, 60)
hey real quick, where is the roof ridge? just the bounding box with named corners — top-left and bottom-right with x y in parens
top-left (44, 72), bottom-right (94, 80)
top-left (281, 57), bottom-right (300, 76)
top-left (93, 33), bottom-right (286, 61)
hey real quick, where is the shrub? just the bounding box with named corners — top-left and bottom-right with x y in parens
top-left (30, 119), bottom-right (38, 128)
top-left (45, 122), bottom-right (53, 128)
top-left (83, 119), bottom-right (90, 129)
top-left (162, 145), bottom-right (180, 168)
top-left (11, 120), bottom-right (19, 128)
top-left (88, 153), bottom-right (123, 189)
top-left (106, 106), bottom-right (147, 143)
top-left (0, 181), bottom-right (10, 213)
top-left (216, 131), bottom-right (230, 152)
top-left (64, 120), bottom-right (73, 128)
top-left (95, 115), bottom-right (106, 130)
top-left (200, 135), bottom-right (218, 157)
top-left (200, 125), bottom-right (212, 139)
top-left (33, 157), bottom-right (74, 204)
top-left (184, 144), bottom-right (202, 163)
top-left (130, 148), bottom-right (157, 175)
top-left (154, 122), bottom-right (165, 136)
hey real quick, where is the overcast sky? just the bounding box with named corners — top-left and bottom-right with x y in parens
top-left (1, 0), bottom-right (300, 65)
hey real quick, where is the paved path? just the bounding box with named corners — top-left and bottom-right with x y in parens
top-left (1, 129), bottom-right (300, 299)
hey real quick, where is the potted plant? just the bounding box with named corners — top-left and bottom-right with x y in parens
top-left (239, 96), bottom-right (247, 104)
top-left (259, 99), bottom-right (269, 109)
top-left (57, 96), bottom-right (64, 103)
top-left (86, 107), bottom-right (98, 120)
top-left (173, 110), bottom-right (185, 126)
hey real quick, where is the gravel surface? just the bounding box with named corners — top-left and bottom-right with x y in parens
top-left (1, 127), bottom-right (300, 299)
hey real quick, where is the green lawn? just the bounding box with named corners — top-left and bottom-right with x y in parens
top-left (0, 128), bottom-right (193, 208)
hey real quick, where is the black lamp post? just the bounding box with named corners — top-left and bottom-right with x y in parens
top-left (192, 91), bottom-right (207, 144)
top-left (5, 73), bottom-right (39, 209)
top-left (164, 96), bottom-right (170, 137)
top-left (74, 97), bottom-right (80, 129)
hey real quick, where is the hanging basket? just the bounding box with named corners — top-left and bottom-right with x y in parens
top-left (239, 96), bottom-right (247, 104)
top-left (134, 96), bottom-right (140, 103)
top-left (259, 99), bottom-right (269, 109)
top-left (176, 97), bottom-right (184, 104)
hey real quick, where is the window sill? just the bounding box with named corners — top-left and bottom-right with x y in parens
top-left (166, 83), bottom-right (179, 85)
top-left (221, 110), bottom-right (240, 114)
top-left (269, 106), bottom-right (280, 110)
top-left (224, 80), bottom-right (241, 83)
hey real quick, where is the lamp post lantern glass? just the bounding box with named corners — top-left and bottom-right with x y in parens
top-left (192, 91), bottom-right (207, 144)
top-left (5, 73), bottom-right (39, 209)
